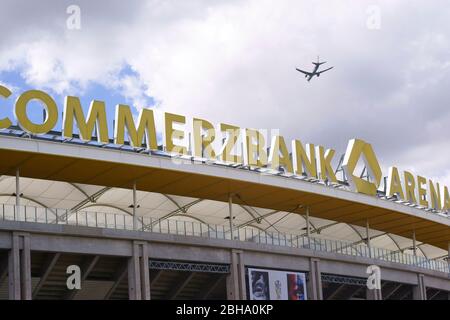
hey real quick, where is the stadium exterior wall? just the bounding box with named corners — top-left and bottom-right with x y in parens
top-left (0, 220), bottom-right (449, 300)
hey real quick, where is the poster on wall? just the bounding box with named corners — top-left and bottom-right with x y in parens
top-left (248, 268), bottom-right (307, 300)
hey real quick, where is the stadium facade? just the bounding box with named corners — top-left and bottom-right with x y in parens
top-left (0, 86), bottom-right (449, 300)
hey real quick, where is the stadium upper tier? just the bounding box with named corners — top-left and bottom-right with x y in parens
top-left (0, 130), bottom-right (449, 257)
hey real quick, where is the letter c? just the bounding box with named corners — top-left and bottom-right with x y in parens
top-left (0, 85), bottom-right (12, 129)
top-left (14, 89), bottom-right (58, 134)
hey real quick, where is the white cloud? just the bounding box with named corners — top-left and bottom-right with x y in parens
top-left (1, 0), bottom-right (450, 185)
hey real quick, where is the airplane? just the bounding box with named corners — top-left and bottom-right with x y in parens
top-left (296, 56), bottom-right (333, 82)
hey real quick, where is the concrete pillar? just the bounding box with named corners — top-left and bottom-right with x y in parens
top-left (8, 234), bottom-right (20, 300)
top-left (412, 230), bottom-right (417, 257)
top-left (413, 274), bottom-right (427, 300)
top-left (8, 232), bottom-right (31, 300)
top-left (128, 241), bottom-right (150, 300)
top-left (139, 242), bottom-right (150, 300)
top-left (308, 258), bottom-right (323, 300)
top-left (20, 235), bottom-right (31, 300)
top-left (226, 249), bottom-right (246, 300)
top-left (15, 169), bottom-right (21, 220)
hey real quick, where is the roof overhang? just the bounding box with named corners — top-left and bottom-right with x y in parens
top-left (1, 135), bottom-right (449, 249)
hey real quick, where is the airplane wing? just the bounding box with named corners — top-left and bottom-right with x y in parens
top-left (316, 66), bottom-right (333, 75)
top-left (295, 68), bottom-right (312, 76)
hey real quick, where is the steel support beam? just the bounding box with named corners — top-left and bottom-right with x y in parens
top-left (305, 206), bottom-right (311, 248)
top-left (199, 274), bottom-right (226, 300)
top-left (33, 252), bottom-right (60, 299)
top-left (327, 283), bottom-right (345, 300)
top-left (428, 289), bottom-right (441, 300)
top-left (15, 169), bottom-right (21, 220)
top-left (0, 256), bottom-right (7, 287)
top-left (167, 272), bottom-right (195, 299)
top-left (384, 283), bottom-right (403, 300)
top-left (70, 187), bottom-right (112, 213)
top-left (133, 181), bottom-right (137, 230)
top-left (104, 260), bottom-right (128, 300)
top-left (399, 288), bottom-right (413, 300)
top-left (145, 199), bottom-right (203, 230)
top-left (237, 210), bottom-right (280, 229)
top-left (348, 286), bottom-right (364, 300)
top-left (229, 194), bottom-right (234, 240)
top-left (150, 269), bottom-right (164, 286)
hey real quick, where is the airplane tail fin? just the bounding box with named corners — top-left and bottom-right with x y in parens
top-left (312, 55), bottom-right (326, 66)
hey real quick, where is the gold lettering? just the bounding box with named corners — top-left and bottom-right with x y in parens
top-left (428, 180), bottom-right (441, 210)
top-left (316, 146), bottom-right (337, 183)
top-left (114, 105), bottom-right (157, 150)
top-left (164, 112), bottom-right (187, 154)
top-left (442, 186), bottom-right (450, 211)
top-left (192, 118), bottom-right (216, 159)
top-left (0, 85), bottom-right (12, 129)
top-left (292, 140), bottom-right (317, 178)
top-left (63, 96), bottom-right (109, 143)
top-left (417, 175), bottom-right (428, 207)
top-left (403, 171), bottom-right (417, 204)
top-left (220, 123), bottom-right (242, 164)
top-left (386, 166), bottom-right (405, 199)
top-left (15, 89), bottom-right (58, 134)
top-left (268, 135), bottom-right (293, 173)
top-left (342, 139), bottom-right (382, 195)
top-left (243, 129), bottom-right (267, 167)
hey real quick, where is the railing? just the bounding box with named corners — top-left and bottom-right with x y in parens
top-left (0, 204), bottom-right (448, 274)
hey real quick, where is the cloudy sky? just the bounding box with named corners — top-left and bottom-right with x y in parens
top-left (1, 0), bottom-right (450, 185)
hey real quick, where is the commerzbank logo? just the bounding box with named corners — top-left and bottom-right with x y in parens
top-left (342, 139), bottom-right (382, 196)
top-left (0, 85), bottom-right (449, 212)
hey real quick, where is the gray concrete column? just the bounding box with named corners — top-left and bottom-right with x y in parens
top-left (226, 249), bottom-right (246, 300)
top-left (139, 242), bottom-right (150, 300)
top-left (413, 274), bottom-right (427, 300)
top-left (127, 241), bottom-right (150, 300)
top-left (20, 234), bottom-right (31, 300)
top-left (8, 233), bottom-right (20, 300)
top-left (8, 232), bottom-right (31, 300)
top-left (308, 258), bottom-right (323, 300)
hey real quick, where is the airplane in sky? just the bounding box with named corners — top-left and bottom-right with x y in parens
top-left (296, 57), bottom-right (333, 82)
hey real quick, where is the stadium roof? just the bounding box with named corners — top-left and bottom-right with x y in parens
top-left (0, 174), bottom-right (447, 261)
top-left (0, 133), bottom-right (449, 259)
